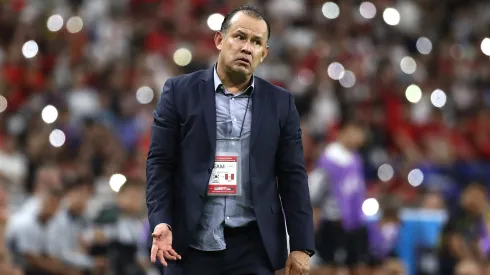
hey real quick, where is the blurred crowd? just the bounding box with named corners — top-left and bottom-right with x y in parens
top-left (0, 0), bottom-right (489, 274)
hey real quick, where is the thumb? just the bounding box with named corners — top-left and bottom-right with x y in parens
top-left (284, 258), bottom-right (291, 275)
top-left (152, 224), bottom-right (167, 237)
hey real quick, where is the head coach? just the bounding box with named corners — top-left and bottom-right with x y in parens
top-left (146, 4), bottom-right (315, 275)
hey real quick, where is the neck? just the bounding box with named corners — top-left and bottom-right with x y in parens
top-left (216, 61), bottom-right (251, 95)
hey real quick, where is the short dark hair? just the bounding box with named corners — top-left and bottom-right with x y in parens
top-left (220, 4), bottom-right (271, 41)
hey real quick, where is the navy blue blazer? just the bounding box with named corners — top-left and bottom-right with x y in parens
top-left (146, 67), bottom-right (315, 270)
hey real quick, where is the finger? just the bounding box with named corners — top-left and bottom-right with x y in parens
top-left (163, 250), bottom-right (177, 260)
top-left (284, 262), bottom-right (291, 275)
top-left (150, 245), bottom-right (158, 263)
top-left (158, 250), bottom-right (167, 267)
top-left (167, 248), bottom-right (182, 260)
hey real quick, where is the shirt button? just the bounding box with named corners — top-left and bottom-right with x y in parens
top-left (231, 98), bottom-right (234, 101)
top-left (233, 119), bottom-right (237, 122)
top-left (226, 217), bottom-right (230, 220)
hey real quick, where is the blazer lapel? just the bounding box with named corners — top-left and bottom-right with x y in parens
top-left (200, 68), bottom-right (217, 153)
top-left (250, 80), bottom-right (264, 149)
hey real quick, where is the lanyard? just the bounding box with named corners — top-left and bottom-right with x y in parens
top-left (236, 95), bottom-right (251, 140)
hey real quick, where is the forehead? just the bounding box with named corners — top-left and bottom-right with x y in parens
top-left (228, 11), bottom-right (267, 38)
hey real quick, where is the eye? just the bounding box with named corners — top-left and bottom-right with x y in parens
top-left (237, 35), bottom-right (245, 40)
top-left (254, 41), bottom-right (261, 45)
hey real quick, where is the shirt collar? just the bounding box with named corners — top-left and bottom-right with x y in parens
top-left (213, 65), bottom-right (255, 95)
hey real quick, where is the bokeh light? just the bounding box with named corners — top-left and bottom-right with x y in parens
top-left (327, 62), bottom-right (345, 80)
top-left (207, 13), bottom-right (224, 31)
top-left (400, 56), bottom-right (417, 74)
top-left (481, 38), bottom-right (490, 56)
top-left (136, 86), bottom-right (154, 104)
top-left (383, 8), bottom-right (400, 26)
top-left (339, 70), bottom-right (356, 88)
top-left (362, 198), bottom-right (379, 216)
top-left (0, 95), bottom-right (7, 113)
top-left (405, 84), bottom-right (422, 103)
top-left (431, 89), bottom-right (447, 108)
top-left (49, 129), bottom-right (66, 147)
top-left (322, 2), bottom-right (340, 19)
top-left (173, 48), bottom-right (192, 67)
top-left (408, 169), bottom-right (424, 187)
top-left (41, 105), bottom-right (58, 124)
top-left (47, 14), bottom-right (63, 32)
top-left (22, 40), bottom-right (38, 59)
top-left (416, 37), bottom-right (433, 55)
top-left (66, 16), bottom-right (83, 33)
top-left (109, 174), bottom-right (127, 192)
top-left (378, 164), bottom-right (394, 182)
top-left (359, 2), bottom-right (376, 19)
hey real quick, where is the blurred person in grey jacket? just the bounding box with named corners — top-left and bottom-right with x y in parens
top-left (46, 176), bottom-right (108, 275)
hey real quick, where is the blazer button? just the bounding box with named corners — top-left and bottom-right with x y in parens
top-left (207, 168), bottom-right (212, 174)
top-left (199, 193), bottom-right (205, 199)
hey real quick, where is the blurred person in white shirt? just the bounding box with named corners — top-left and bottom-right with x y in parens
top-left (5, 165), bottom-right (62, 249)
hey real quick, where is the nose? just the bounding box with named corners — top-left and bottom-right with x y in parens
top-left (241, 42), bottom-right (252, 54)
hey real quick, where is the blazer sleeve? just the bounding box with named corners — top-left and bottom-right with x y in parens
top-left (146, 79), bottom-right (179, 232)
top-left (276, 93), bottom-right (315, 254)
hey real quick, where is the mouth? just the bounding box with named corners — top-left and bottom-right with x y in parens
top-left (236, 58), bottom-right (251, 65)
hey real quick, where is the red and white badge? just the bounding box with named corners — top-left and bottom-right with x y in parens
top-left (208, 155), bottom-right (238, 195)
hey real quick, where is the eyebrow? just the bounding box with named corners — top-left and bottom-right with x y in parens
top-left (235, 29), bottom-right (265, 41)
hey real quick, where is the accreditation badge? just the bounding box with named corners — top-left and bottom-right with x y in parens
top-left (208, 139), bottom-right (242, 196)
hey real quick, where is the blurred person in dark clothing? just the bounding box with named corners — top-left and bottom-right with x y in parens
top-left (87, 180), bottom-right (148, 275)
top-left (438, 182), bottom-right (489, 275)
top-left (9, 186), bottom-right (74, 275)
top-left (46, 177), bottom-right (107, 275)
top-left (308, 116), bottom-right (368, 275)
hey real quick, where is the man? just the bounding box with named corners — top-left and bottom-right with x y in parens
top-left (308, 117), bottom-right (368, 275)
top-left (5, 164), bottom-right (62, 246)
top-left (438, 182), bottom-right (488, 275)
top-left (46, 176), bottom-right (107, 274)
top-left (146, 4), bottom-right (314, 275)
top-left (9, 185), bottom-right (73, 275)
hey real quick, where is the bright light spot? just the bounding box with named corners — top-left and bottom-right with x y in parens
top-left (47, 14), bottom-right (63, 32)
top-left (362, 198), bottom-right (379, 216)
top-left (136, 86), bottom-right (154, 104)
top-left (327, 62), bottom-right (345, 80)
top-left (0, 95), bottom-right (7, 113)
top-left (431, 89), bottom-right (447, 108)
top-left (408, 169), bottom-right (424, 187)
top-left (22, 40), bottom-right (38, 59)
top-left (339, 70), bottom-right (356, 88)
top-left (66, 16), bottom-right (83, 33)
top-left (383, 8), bottom-right (400, 26)
top-left (109, 173), bottom-right (127, 192)
top-left (322, 2), bottom-right (340, 19)
top-left (49, 129), bottom-right (65, 147)
top-left (41, 105), bottom-right (58, 124)
top-left (405, 84), bottom-right (422, 103)
top-left (378, 164), bottom-right (394, 182)
top-left (400, 56), bottom-right (417, 74)
top-left (416, 37), bottom-right (433, 55)
top-left (173, 48), bottom-right (192, 67)
top-left (207, 13), bottom-right (224, 31)
top-left (359, 2), bottom-right (376, 19)
top-left (481, 38), bottom-right (490, 56)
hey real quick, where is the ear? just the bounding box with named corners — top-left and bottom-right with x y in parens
top-left (214, 32), bottom-right (224, 51)
top-left (260, 45), bottom-right (270, 63)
